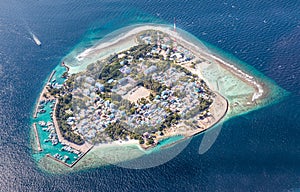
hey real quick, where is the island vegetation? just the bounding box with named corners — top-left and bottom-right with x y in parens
top-left (45, 30), bottom-right (217, 148)
top-left (32, 25), bottom-right (276, 172)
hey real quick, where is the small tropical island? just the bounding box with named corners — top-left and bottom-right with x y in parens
top-left (31, 24), bottom-right (284, 173)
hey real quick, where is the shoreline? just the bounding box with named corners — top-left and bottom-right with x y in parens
top-left (64, 24), bottom-right (270, 152)
top-left (33, 70), bottom-right (56, 118)
top-left (67, 24), bottom-right (268, 102)
top-left (34, 24), bottom-right (283, 172)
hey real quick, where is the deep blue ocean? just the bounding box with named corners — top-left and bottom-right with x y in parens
top-left (0, 0), bottom-right (299, 191)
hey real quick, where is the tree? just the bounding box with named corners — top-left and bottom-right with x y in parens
top-left (139, 137), bottom-right (144, 144)
top-left (147, 137), bottom-right (154, 145)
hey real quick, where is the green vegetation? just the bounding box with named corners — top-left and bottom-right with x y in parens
top-left (105, 122), bottom-right (143, 142)
top-left (159, 110), bottom-right (181, 130)
top-left (48, 88), bottom-right (60, 96)
top-left (99, 61), bottom-right (123, 82)
top-left (174, 64), bottom-right (192, 76)
top-left (53, 76), bottom-right (84, 145)
top-left (56, 94), bottom-right (84, 145)
top-left (184, 98), bottom-right (212, 119)
top-left (199, 98), bottom-right (213, 111)
top-left (141, 79), bottom-right (168, 95)
top-left (147, 137), bottom-right (154, 145)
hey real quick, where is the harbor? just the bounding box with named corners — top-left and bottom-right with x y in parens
top-left (31, 65), bottom-right (91, 167)
top-left (32, 98), bottom-right (84, 166)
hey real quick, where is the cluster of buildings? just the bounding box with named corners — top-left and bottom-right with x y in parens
top-left (68, 75), bottom-right (125, 142)
top-left (127, 101), bottom-right (167, 131)
top-left (76, 98), bottom-right (123, 142)
top-left (139, 32), bottom-right (195, 63)
top-left (60, 31), bottom-right (213, 144)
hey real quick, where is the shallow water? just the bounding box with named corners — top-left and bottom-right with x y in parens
top-left (0, 0), bottom-right (299, 191)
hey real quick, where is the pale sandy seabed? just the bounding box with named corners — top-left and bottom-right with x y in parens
top-left (37, 24), bottom-right (288, 173)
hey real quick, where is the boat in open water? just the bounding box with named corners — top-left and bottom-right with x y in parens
top-left (32, 33), bottom-right (41, 46)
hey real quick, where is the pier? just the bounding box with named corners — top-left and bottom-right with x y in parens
top-left (46, 145), bottom-right (93, 168)
top-left (46, 154), bottom-right (72, 168)
top-left (33, 123), bottom-right (42, 151)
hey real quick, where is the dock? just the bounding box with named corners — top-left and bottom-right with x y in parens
top-left (46, 145), bottom-right (93, 168)
top-left (33, 123), bottom-right (42, 151)
top-left (46, 154), bottom-right (72, 168)
top-left (33, 70), bottom-right (56, 118)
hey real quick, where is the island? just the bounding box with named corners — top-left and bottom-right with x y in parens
top-left (30, 24), bottom-right (286, 173)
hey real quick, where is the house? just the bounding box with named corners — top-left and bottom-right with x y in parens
top-left (95, 82), bottom-right (105, 91)
top-left (118, 78), bottom-right (129, 86)
top-left (144, 65), bottom-right (157, 75)
top-left (85, 76), bottom-right (95, 85)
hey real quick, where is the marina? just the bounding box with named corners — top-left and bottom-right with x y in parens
top-left (32, 100), bottom-right (83, 166)
top-left (31, 67), bottom-right (90, 167)
top-left (52, 98), bottom-right (93, 154)
top-left (32, 68), bottom-right (93, 167)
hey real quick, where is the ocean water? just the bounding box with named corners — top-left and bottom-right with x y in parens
top-left (0, 0), bottom-right (299, 191)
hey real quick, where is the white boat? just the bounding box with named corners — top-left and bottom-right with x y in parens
top-left (32, 34), bottom-right (41, 46)
top-left (38, 121), bottom-right (46, 126)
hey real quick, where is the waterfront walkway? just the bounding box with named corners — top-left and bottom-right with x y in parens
top-left (49, 99), bottom-right (93, 167)
top-left (52, 99), bottom-right (93, 154)
top-left (33, 123), bottom-right (42, 151)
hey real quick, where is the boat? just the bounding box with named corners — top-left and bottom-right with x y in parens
top-left (38, 121), bottom-right (46, 126)
top-left (47, 122), bottom-right (53, 126)
top-left (32, 33), bottom-right (41, 46)
top-left (38, 105), bottom-right (44, 109)
top-left (52, 139), bottom-right (58, 146)
top-left (38, 109), bottom-right (46, 114)
top-left (62, 155), bottom-right (69, 163)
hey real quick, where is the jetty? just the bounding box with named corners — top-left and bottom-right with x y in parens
top-left (46, 144), bottom-right (93, 168)
top-left (33, 123), bottom-right (42, 151)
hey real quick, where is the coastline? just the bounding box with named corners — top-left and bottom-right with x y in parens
top-left (66, 24), bottom-right (268, 103)
top-left (34, 24), bottom-right (285, 172)
top-left (33, 70), bottom-right (56, 118)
